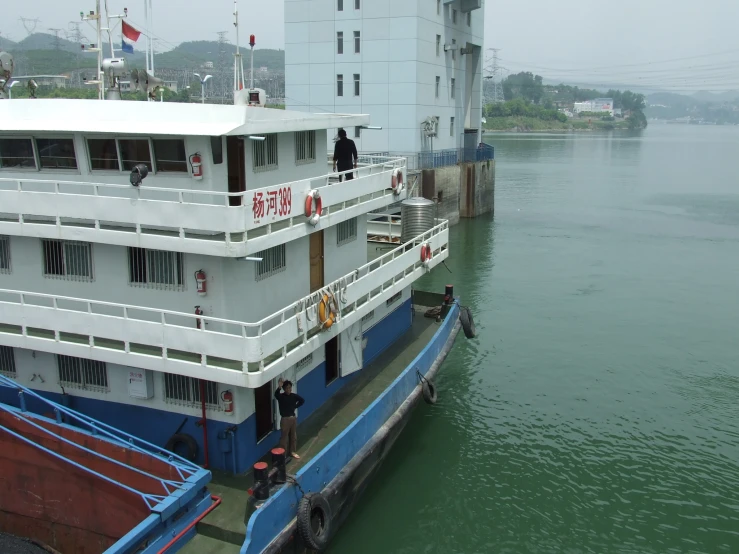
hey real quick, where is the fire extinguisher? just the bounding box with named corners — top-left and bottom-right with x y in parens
top-left (195, 305), bottom-right (204, 329)
top-left (221, 390), bottom-right (234, 415)
top-left (190, 153), bottom-right (204, 181)
top-left (195, 269), bottom-right (207, 297)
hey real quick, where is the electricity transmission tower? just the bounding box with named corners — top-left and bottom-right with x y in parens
top-left (216, 31), bottom-right (230, 103)
top-left (484, 48), bottom-right (505, 104)
top-left (19, 17), bottom-right (41, 37)
top-left (48, 28), bottom-right (63, 51)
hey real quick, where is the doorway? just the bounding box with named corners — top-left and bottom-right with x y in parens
top-left (309, 231), bottom-right (324, 293)
top-left (254, 382), bottom-right (273, 442)
top-left (325, 336), bottom-right (339, 386)
top-left (227, 136), bottom-right (246, 206)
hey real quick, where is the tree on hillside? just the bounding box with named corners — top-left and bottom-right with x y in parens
top-left (503, 72), bottom-right (544, 104)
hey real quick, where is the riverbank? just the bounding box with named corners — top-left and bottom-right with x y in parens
top-left (484, 115), bottom-right (637, 132)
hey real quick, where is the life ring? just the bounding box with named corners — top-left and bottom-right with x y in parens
top-left (304, 189), bottom-right (322, 226)
top-left (460, 306), bottom-right (477, 339)
top-left (164, 433), bottom-right (198, 462)
top-left (420, 243), bottom-right (432, 264)
top-left (391, 168), bottom-right (404, 193)
top-left (318, 293), bottom-right (337, 330)
top-left (422, 379), bottom-right (438, 405)
top-left (297, 492), bottom-right (332, 551)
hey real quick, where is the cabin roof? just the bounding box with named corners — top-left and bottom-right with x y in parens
top-left (0, 99), bottom-right (371, 136)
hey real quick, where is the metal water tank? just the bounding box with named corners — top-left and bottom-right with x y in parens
top-left (400, 197), bottom-right (435, 243)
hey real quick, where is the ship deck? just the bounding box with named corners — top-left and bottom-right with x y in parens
top-left (181, 300), bottom-right (447, 553)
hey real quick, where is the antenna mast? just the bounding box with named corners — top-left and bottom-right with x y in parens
top-left (233, 0), bottom-right (246, 95)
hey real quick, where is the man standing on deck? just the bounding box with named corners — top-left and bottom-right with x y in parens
top-left (275, 378), bottom-right (305, 459)
top-left (333, 128), bottom-right (358, 181)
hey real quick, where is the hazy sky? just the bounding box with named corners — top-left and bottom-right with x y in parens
top-left (3, 0), bottom-right (739, 91)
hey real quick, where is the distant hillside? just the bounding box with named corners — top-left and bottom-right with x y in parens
top-left (0, 35), bottom-right (17, 50)
top-left (647, 92), bottom-right (699, 108)
top-left (164, 41), bottom-right (285, 70)
top-left (692, 90), bottom-right (739, 103)
top-left (12, 32), bottom-right (81, 54)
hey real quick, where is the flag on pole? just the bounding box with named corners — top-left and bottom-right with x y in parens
top-left (121, 21), bottom-right (141, 53)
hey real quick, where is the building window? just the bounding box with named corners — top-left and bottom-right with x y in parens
top-left (57, 355), bottom-right (108, 393)
top-left (0, 138), bottom-right (36, 169)
top-left (0, 236), bottom-right (10, 274)
top-left (87, 138), bottom-right (120, 170)
top-left (337, 0), bottom-right (343, 10)
top-left (118, 138), bottom-right (153, 172)
top-left (354, 31), bottom-right (360, 53)
top-left (354, 74), bottom-right (361, 97)
top-left (354, 126), bottom-right (361, 139)
top-left (436, 35), bottom-right (441, 57)
top-left (36, 138), bottom-right (77, 170)
top-left (255, 244), bottom-right (286, 281)
top-left (450, 117), bottom-right (455, 137)
top-left (337, 217), bottom-right (358, 246)
top-left (153, 139), bottom-right (187, 172)
top-left (451, 78), bottom-right (455, 99)
top-left (452, 39), bottom-right (456, 60)
top-left (252, 134), bottom-right (278, 171)
top-left (337, 32), bottom-right (343, 54)
top-left (42, 240), bottom-right (93, 281)
top-left (0, 346), bottom-right (16, 379)
top-left (337, 74), bottom-right (344, 97)
top-left (295, 131), bottom-right (316, 164)
top-left (467, 11), bottom-right (471, 26)
top-left (164, 373), bottom-right (219, 409)
top-left (452, 9), bottom-right (457, 23)
top-left (435, 76), bottom-right (440, 98)
top-left (128, 247), bottom-right (185, 290)
top-left (437, 0), bottom-right (441, 15)
top-left (355, 0), bottom-right (360, 8)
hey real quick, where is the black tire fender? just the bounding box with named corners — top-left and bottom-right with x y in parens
top-left (460, 306), bottom-right (476, 339)
top-left (164, 433), bottom-right (199, 462)
top-left (297, 492), bottom-right (332, 551)
top-left (422, 379), bottom-right (438, 405)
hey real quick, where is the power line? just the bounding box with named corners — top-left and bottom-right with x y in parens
top-left (48, 28), bottom-right (62, 51)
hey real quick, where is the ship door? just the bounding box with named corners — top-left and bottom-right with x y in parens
top-left (227, 136), bottom-right (246, 206)
top-left (309, 231), bottom-right (324, 293)
top-left (254, 382), bottom-right (273, 442)
top-left (340, 322), bottom-right (364, 377)
top-left (325, 336), bottom-right (340, 385)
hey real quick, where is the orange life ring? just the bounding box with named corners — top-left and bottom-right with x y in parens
top-left (304, 189), bottom-right (322, 225)
top-left (391, 168), bottom-right (404, 192)
top-left (420, 244), bottom-right (432, 264)
top-left (318, 293), bottom-right (337, 329)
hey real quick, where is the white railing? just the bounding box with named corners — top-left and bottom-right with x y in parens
top-left (367, 213), bottom-right (402, 240)
top-left (0, 157), bottom-right (406, 257)
top-left (0, 221), bottom-right (449, 388)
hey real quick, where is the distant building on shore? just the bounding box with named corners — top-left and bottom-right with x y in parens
top-left (574, 98), bottom-right (614, 115)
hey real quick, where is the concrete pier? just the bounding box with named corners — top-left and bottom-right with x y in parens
top-left (420, 159), bottom-right (496, 224)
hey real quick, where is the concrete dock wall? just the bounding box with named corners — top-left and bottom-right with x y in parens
top-left (419, 159), bottom-right (495, 224)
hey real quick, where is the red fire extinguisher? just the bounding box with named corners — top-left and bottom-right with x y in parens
top-left (195, 269), bottom-right (207, 297)
top-left (190, 153), bottom-right (203, 181)
top-left (195, 305), bottom-right (204, 329)
top-left (221, 390), bottom-right (234, 415)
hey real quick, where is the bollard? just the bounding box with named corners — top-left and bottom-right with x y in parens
top-left (271, 448), bottom-right (287, 484)
top-left (252, 461), bottom-right (270, 501)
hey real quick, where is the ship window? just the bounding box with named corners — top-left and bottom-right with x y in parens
top-left (361, 310), bottom-right (374, 324)
top-left (128, 247), bottom-right (185, 291)
top-left (296, 353), bottom-right (313, 370)
top-left (295, 131), bottom-right (316, 164)
top-left (0, 346), bottom-right (16, 379)
top-left (36, 138), bottom-right (78, 169)
top-left (164, 373), bottom-right (219, 408)
top-left (255, 244), bottom-right (286, 281)
top-left (153, 139), bottom-right (187, 172)
top-left (57, 355), bottom-right (108, 392)
top-left (252, 134), bottom-right (278, 172)
top-left (386, 291), bottom-right (402, 307)
top-left (0, 236), bottom-right (10, 274)
top-left (211, 136), bottom-right (224, 164)
top-left (0, 138), bottom-right (36, 169)
top-left (118, 138), bottom-right (153, 172)
top-left (42, 240), bottom-right (93, 281)
top-left (87, 138), bottom-right (120, 170)
top-left (337, 217), bottom-right (358, 246)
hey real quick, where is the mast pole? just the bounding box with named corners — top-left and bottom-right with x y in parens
top-left (97, 0), bottom-right (104, 99)
top-left (149, 0), bottom-right (155, 75)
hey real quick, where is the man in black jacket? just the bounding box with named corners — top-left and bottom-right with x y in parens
top-left (274, 378), bottom-right (305, 459)
top-left (332, 128), bottom-right (358, 181)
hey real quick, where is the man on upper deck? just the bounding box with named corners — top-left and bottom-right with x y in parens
top-left (333, 128), bottom-right (358, 181)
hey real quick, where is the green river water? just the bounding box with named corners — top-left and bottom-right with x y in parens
top-left (329, 124), bottom-right (739, 553)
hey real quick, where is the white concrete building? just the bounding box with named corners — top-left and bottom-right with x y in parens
top-left (574, 98), bottom-right (614, 115)
top-left (285, 0), bottom-right (485, 154)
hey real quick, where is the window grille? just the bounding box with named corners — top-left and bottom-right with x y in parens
top-left (0, 138), bottom-right (36, 169)
top-left (252, 134), bottom-right (278, 172)
top-left (164, 373), bottom-right (219, 408)
top-left (0, 236), bottom-right (10, 274)
top-left (354, 74), bottom-right (361, 97)
top-left (354, 31), bottom-right (360, 53)
top-left (255, 245), bottom-right (286, 281)
top-left (36, 138), bottom-right (77, 169)
top-left (57, 355), bottom-right (108, 392)
top-left (337, 32), bottom-right (343, 55)
top-left (128, 247), bottom-right (185, 290)
top-left (0, 346), bottom-right (16, 378)
top-left (296, 353), bottom-right (313, 370)
top-left (118, 138), bottom-right (153, 171)
top-left (337, 218), bottom-right (358, 246)
top-left (295, 131), bottom-right (316, 164)
top-left (42, 240), bottom-right (93, 281)
top-left (153, 139), bottom-right (187, 172)
top-left (87, 138), bottom-right (120, 170)
top-left (337, 74), bottom-right (344, 97)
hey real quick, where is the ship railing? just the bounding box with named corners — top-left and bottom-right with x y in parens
top-left (0, 220), bottom-right (449, 387)
top-left (367, 212), bottom-right (402, 240)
